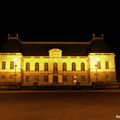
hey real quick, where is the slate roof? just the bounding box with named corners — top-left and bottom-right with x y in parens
top-left (0, 35), bottom-right (112, 56)
top-left (88, 38), bottom-right (112, 53)
top-left (0, 39), bottom-right (23, 53)
top-left (21, 43), bottom-right (88, 56)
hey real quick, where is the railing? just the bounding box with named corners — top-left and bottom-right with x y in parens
top-left (92, 82), bottom-right (120, 89)
top-left (0, 82), bottom-right (21, 89)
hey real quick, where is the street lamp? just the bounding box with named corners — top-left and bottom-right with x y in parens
top-left (73, 75), bottom-right (80, 87)
top-left (95, 58), bottom-right (99, 82)
top-left (95, 64), bottom-right (98, 82)
top-left (73, 75), bottom-right (77, 83)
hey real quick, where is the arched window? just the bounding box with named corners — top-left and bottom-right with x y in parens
top-left (63, 62), bottom-right (67, 71)
top-left (72, 62), bottom-right (76, 71)
top-left (53, 62), bottom-right (58, 71)
top-left (35, 62), bottom-right (39, 71)
top-left (26, 62), bottom-right (30, 71)
top-left (81, 62), bottom-right (85, 71)
top-left (44, 62), bottom-right (48, 71)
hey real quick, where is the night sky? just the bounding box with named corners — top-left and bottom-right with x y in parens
top-left (0, 31), bottom-right (120, 58)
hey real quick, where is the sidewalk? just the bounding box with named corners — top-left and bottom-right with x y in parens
top-left (0, 89), bottom-right (120, 93)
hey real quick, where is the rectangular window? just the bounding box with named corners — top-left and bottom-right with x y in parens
top-left (81, 75), bottom-right (85, 81)
top-left (97, 61), bottom-right (101, 69)
top-left (10, 61), bottom-right (14, 69)
top-left (35, 75), bottom-right (39, 82)
top-left (10, 75), bottom-right (14, 79)
top-left (1, 75), bottom-right (5, 80)
top-left (105, 61), bottom-right (109, 69)
top-left (2, 61), bottom-right (6, 69)
top-left (26, 75), bottom-right (30, 82)
top-left (44, 75), bottom-right (48, 83)
top-left (105, 75), bottom-right (109, 80)
top-left (63, 75), bottom-right (67, 83)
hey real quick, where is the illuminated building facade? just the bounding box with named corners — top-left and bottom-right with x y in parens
top-left (0, 33), bottom-right (116, 86)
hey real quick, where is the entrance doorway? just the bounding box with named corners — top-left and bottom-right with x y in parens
top-left (53, 75), bottom-right (58, 84)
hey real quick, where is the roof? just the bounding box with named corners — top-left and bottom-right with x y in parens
top-left (0, 34), bottom-right (113, 56)
top-left (21, 43), bottom-right (88, 56)
top-left (88, 38), bottom-right (112, 53)
top-left (0, 39), bottom-right (23, 53)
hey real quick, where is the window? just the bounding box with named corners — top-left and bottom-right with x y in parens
top-left (63, 62), bottom-right (67, 71)
top-left (2, 61), bottom-right (6, 69)
top-left (63, 75), bottom-right (67, 83)
top-left (81, 62), bottom-right (85, 71)
top-left (49, 48), bottom-right (62, 58)
top-left (105, 61), bottom-right (109, 69)
top-left (26, 62), bottom-right (30, 71)
top-left (72, 62), bottom-right (76, 71)
top-left (10, 75), bottom-right (14, 79)
top-left (1, 75), bottom-right (5, 80)
top-left (35, 62), bottom-right (39, 71)
top-left (81, 75), bottom-right (85, 81)
top-left (44, 75), bottom-right (48, 83)
top-left (35, 75), bottom-right (39, 82)
top-left (26, 75), bottom-right (30, 82)
top-left (44, 63), bottom-right (48, 71)
top-left (10, 61), bottom-right (14, 69)
top-left (105, 75), bottom-right (109, 80)
top-left (97, 61), bottom-right (101, 69)
top-left (53, 62), bottom-right (58, 71)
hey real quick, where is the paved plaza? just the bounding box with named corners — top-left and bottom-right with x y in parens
top-left (0, 90), bottom-right (120, 120)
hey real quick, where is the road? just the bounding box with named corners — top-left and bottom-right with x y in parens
top-left (0, 90), bottom-right (120, 120)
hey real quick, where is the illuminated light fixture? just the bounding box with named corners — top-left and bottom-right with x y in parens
top-left (74, 80), bottom-right (77, 83)
top-left (73, 75), bottom-right (77, 83)
top-left (95, 58), bottom-right (99, 62)
top-left (14, 58), bottom-right (17, 62)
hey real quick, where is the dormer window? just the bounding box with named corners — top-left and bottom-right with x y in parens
top-left (49, 48), bottom-right (62, 58)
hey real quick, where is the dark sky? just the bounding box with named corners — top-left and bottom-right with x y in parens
top-left (0, 31), bottom-right (120, 57)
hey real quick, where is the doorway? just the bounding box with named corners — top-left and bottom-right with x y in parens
top-left (53, 75), bottom-right (58, 84)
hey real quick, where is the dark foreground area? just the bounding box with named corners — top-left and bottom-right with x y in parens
top-left (0, 90), bottom-right (120, 120)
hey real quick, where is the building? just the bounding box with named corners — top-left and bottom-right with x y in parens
top-left (0, 33), bottom-right (116, 86)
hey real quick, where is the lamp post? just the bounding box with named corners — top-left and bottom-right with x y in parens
top-left (73, 75), bottom-right (77, 83)
top-left (14, 65), bottom-right (17, 82)
top-left (95, 64), bottom-right (98, 82)
top-left (73, 75), bottom-right (80, 88)
top-left (95, 58), bottom-right (99, 82)
top-left (14, 58), bottom-right (17, 83)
